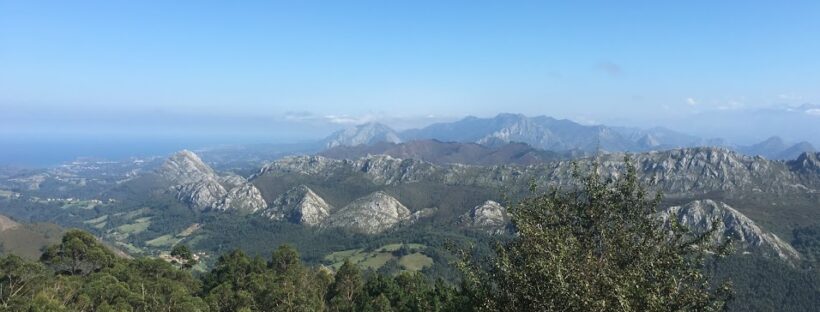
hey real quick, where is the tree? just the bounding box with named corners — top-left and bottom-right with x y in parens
top-left (171, 244), bottom-right (197, 269)
top-left (0, 255), bottom-right (51, 309)
top-left (40, 230), bottom-right (116, 276)
top-left (459, 159), bottom-right (733, 312)
top-left (327, 260), bottom-right (363, 311)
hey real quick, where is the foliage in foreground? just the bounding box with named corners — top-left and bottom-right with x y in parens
top-left (459, 160), bottom-right (732, 312)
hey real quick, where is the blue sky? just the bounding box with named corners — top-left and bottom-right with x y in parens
top-left (1, 1), bottom-right (819, 147)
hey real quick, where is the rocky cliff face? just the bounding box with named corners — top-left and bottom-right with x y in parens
top-left (323, 191), bottom-right (412, 234)
top-left (216, 182), bottom-right (267, 214)
top-left (158, 150), bottom-right (267, 212)
top-left (159, 150), bottom-right (218, 185)
top-left (261, 185), bottom-right (333, 226)
top-left (257, 154), bottom-right (437, 185)
top-left (788, 152), bottom-right (820, 175)
top-left (660, 200), bottom-right (800, 261)
top-left (460, 200), bottom-right (509, 234)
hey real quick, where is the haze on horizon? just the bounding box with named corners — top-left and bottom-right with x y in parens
top-left (2, 1), bottom-right (820, 164)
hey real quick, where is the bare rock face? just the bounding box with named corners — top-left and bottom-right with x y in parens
top-left (461, 200), bottom-right (509, 234)
top-left (159, 150), bottom-right (217, 185)
top-left (261, 185), bottom-right (332, 226)
top-left (323, 191), bottom-right (411, 234)
top-left (789, 152), bottom-right (820, 174)
top-left (159, 150), bottom-right (267, 212)
top-left (174, 179), bottom-right (227, 211)
top-left (216, 182), bottom-right (267, 214)
top-left (258, 155), bottom-right (436, 185)
top-left (660, 200), bottom-right (800, 261)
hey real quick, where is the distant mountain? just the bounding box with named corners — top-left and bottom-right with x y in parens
top-left (739, 136), bottom-right (816, 160)
top-left (399, 113), bottom-right (712, 152)
top-left (320, 139), bottom-right (579, 166)
top-left (322, 122), bottom-right (402, 148)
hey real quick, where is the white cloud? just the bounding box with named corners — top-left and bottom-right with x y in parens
top-left (778, 93), bottom-right (803, 101)
top-left (806, 108), bottom-right (820, 116)
top-left (323, 114), bottom-right (375, 125)
top-left (686, 98), bottom-right (697, 106)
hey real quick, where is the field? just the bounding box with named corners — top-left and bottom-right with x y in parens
top-left (324, 243), bottom-right (433, 272)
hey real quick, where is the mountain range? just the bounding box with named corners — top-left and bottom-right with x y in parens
top-left (140, 147), bottom-right (820, 260)
top-left (318, 113), bottom-right (815, 160)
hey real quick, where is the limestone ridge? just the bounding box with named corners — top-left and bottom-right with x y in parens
top-left (257, 147), bottom-right (820, 196)
top-left (460, 200), bottom-right (509, 234)
top-left (322, 191), bottom-right (412, 234)
top-left (261, 185), bottom-right (333, 226)
top-left (788, 152), bottom-right (820, 175)
top-left (660, 200), bottom-right (800, 261)
top-left (257, 155), bottom-right (436, 185)
top-left (323, 122), bottom-right (403, 148)
top-left (158, 150), bottom-right (266, 212)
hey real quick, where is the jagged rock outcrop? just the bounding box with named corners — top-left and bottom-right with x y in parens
top-left (158, 150), bottom-right (267, 212)
top-left (259, 147), bottom-right (818, 196)
top-left (323, 122), bottom-right (402, 148)
top-left (788, 152), bottom-right (820, 174)
top-left (159, 150), bottom-right (217, 185)
top-left (460, 200), bottom-right (509, 234)
top-left (174, 179), bottom-right (227, 211)
top-left (323, 192), bottom-right (411, 234)
top-left (261, 185), bottom-right (332, 226)
top-left (660, 200), bottom-right (800, 261)
top-left (257, 155), bottom-right (436, 185)
top-left (216, 182), bottom-right (267, 214)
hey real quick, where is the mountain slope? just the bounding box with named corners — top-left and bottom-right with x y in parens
top-left (660, 200), bottom-right (800, 261)
top-left (322, 191), bottom-right (412, 234)
top-left (738, 136), bottom-right (816, 160)
top-left (400, 113), bottom-right (708, 152)
top-left (261, 185), bottom-right (333, 226)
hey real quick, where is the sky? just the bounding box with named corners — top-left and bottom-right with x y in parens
top-left (1, 1), bottom-right (820, 163)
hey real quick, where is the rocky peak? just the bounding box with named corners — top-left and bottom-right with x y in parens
top-left (788, 152), bottom-right (820, 174)
top-left (660, 200), bottom-right (800, 261)
top-left (216, 182), bottom-right (267, 214)
top-left (261, 185), bottom-right (332, 226)
top-left (461, 200), bottom-right (509, 234)
top-left (323, 191), bottom-right (411, 234)
top-left (174, 179), bottom-right (227, 211)
top-left (159, 150), bottom-right (217, 185)
top-left (352, 155), bottom-right (434, 184)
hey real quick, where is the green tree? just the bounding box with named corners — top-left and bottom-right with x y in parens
top-left (171, 244), bottom-right (197, 269)
top-left (0, 255), bottom-right (51, 309)
top-left (327, 260), bottom-right (363, 312)
top-left (460, 160), bottom-right (733, 312)
top-left (40, 230), bottom-right (116, 276)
